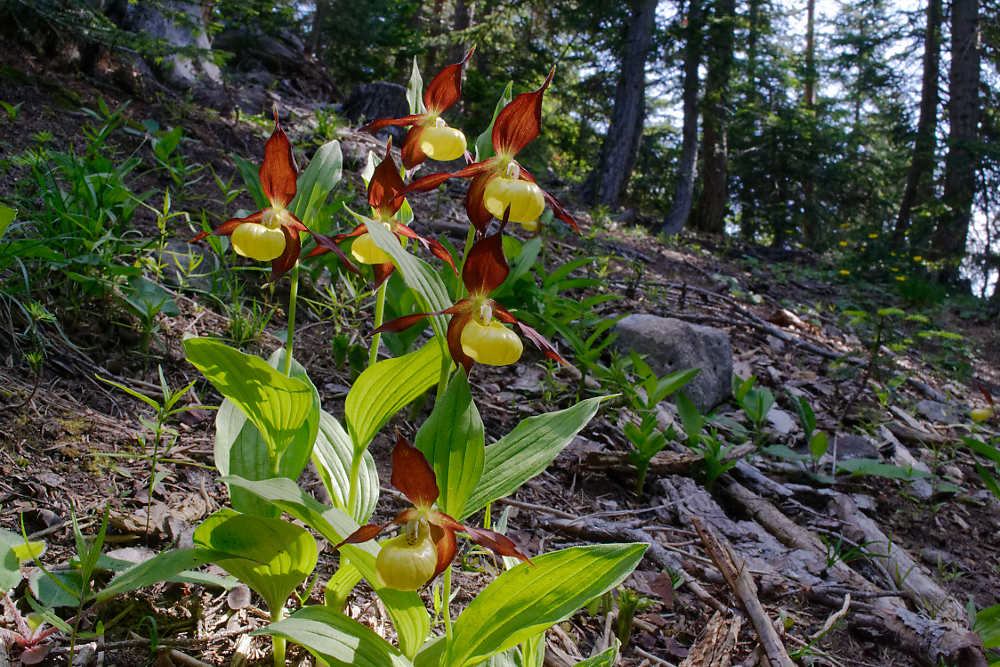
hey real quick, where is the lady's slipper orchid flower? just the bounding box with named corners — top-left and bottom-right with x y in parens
top-left (191, 111), bottom-right (310, 282)
top-left (308, 141), bottom-right (455, 287)
top-left (334, 434), bottom-right (531, 591)
top-left (376, 230), bottom-right (567, 372)
top-left (362, 49), bottom-right (475, 169)
top-left (399, 68), bottom-right (580, 235)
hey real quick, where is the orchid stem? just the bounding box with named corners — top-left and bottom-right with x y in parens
top-left (271, 606), bottom-right (286, 666)
top-left (346, 452), bottom-right (362, 518)
top-left (283, 262), bottom-right (300, 377)
top-left (443, 566), bottom-right (454, 641)
top-left (369, 280), bottom-right (387, 367)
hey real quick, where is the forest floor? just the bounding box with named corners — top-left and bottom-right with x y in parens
top-left (1, 44), bottom-right (999, 667)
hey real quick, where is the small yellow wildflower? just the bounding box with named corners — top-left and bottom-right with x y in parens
top-left (839, 269), bottom-right (851, 276)
top-left (895, 276), bottom-right (906, 281)
top-left (839, 241), bottom-right (848, 247)
top-left (913, 256), bottom-right (922, 262)
top-left (869, 233), bottom-right (879, 239)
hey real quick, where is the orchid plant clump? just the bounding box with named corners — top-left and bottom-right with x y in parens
top-left (163, 52), bottom-right (647, 667)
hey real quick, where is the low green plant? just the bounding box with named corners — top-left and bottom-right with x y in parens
top-left (732, 374), bottom-right (775, 440)
top-left (0, 100), bottom-right (22, 122)
top-left (676, 391), bottom-right (742, 487)
top-left (119, 275), bottom-right (180, 352)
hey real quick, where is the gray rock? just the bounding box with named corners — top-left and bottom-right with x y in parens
top-left (915, 399), bottom-right (961, 425)
top-left (613, 314), bottom-right (732, 412)
top-left (767, 407), bottom-right (797, 435)
top-left (342, 82), bottom-right (409, 142)
top-left (119, 1), bottom-right (221, 89)
top-left (830, 434), bottom-right (879, 461)
top-left (909, 478), bottom-right (935, 501)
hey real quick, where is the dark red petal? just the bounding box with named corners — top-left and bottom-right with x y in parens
top-left (391, 434), bottom-right (439, 508)
top-left (446, 310), bottom-right (476, 373)
top-left (260, 112), bottom-right (298, 208)
top-left (427, 509), bottom-right (464, 532)
top-left (394, 227), bottom-right (458, 276)
top-left (401, 125), bottom-right (429, 170)
top-left (282, 212), bottom-right (309, 233)
top-left (401, 160), bottom-right (493, 198)
top-left (361, 114), bottom-right (425, 134)
top-left (492, 67), bottom-right (555, 157)
top-left (444, 297), bottom-right (474, 316)
top-left (490, 301), bottom-right (517, 324)
top-left (269, 224), bottom-right (301, 282)
top-left (462, 232), bottom-right (509, 296)
top-left (464, 526), bottom-right (533, 565)
top-left (429, 523), bottom-right (457, 580)
top-left (332, 523), bottom-right (388, 552)
top-left (373, 262), bottom-right (396, 287)
top-left (424, 47), bottom-right (475, 114)
top-left (305, 232), bottom-right (363, 276)
top-left (465, 172), bottom-right (497, 233)
top-left (374, 312), bottom-right (431, 334)
top-left (189, 212), bottom-right (263, 242)
top-left (369, 140), bottom-right (406, 213)
top-left (513, 317), bottom-right (570, 366)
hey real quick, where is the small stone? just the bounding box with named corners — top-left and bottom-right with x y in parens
top-left (909, 478), bottom-right (934, 501)
top-left (767, 408), bottom-right (797, 435)
top-left (914, 399), bottom-right (961, 425)
top-left (831, 434), bottom-right (879, 461)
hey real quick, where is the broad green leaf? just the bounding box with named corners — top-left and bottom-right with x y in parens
top-left (345, 338), bottom-right (444, 452)
top-left (974, 603), bottom-right (1000, 649)
top-left (232, 153), bottom-right (268, 209)
top-left (215, 399), bottom-right (278, 517)
top-left (809, 431), bottom-right (829, 459)
top-left (324, 560), bottom-right (363, 609)
top-left (313, 409), bottom-right (379, 523)
top-left (30, 569), bottom-right (81, 607)
top-left (762, 444), bottom-right (809, 463)
top-left (0, 205), bottom-right (16, 240)
top-left (462, 396), bottom-right (607, 520)
top-left (444, 544), bottom-right (648, 666)
top-left (963, 437), bottom-right (1000, 465)
top-left (186, 337), bottom-right (319, 489)
top-left (98, 548), bottom-right (223, 601)
top-left (975, 464), bottom-right (1000, 500)
top-left (0, 528), bottom-right (44, 593)
top-left (290, 139), bottom-right (342, 228)
top-left (363, 213), bottom-right (451, 339)
top-left (675, 391), bottom-right (704, 442)
top-left (415, 373), bottom-right (484, 518)
top-left (122, 275), bottom-right (180, 318)
top-left (475, 81), bottom-right (513, 162)
top-left (794, 395), bottom-right (816, 435)
top-left (649, 368), bottom-right (700, 405)
top-left (520, 632), bottom-right (545, 667)
top-left (574, 640), bottom-right (620, 666)
top-left (225, 476), bottom-right (430, 658)
top-left (406, 56), bottom-right (426, 115)
top-left (260, 606), bottom-right (412, 667)
top-left (835, 458), bottom-right (931, 480)
top-left (194, 509), bottom-right (317, 614)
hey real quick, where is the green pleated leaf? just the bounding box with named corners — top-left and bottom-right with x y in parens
top-left (225, 476), bottom-right (429, 659)
top-left (193, 509), bottom-right (317, 614)
top-left (324, 560), bottom-right (363, 610)
top-left (0, 205), bottom-right (15, 240)
top-left (232, 153), bottom-right (268, 209)
top-left (406, 56), bottom-right (426, 115)
top-left (0, 528), bottom-right (43, 593)
top-left (574, 640), bottom-right (620, 666)
top-left (197, 342), bottom-right (320, 517)
top-left (474, 82), bottom-right (513, 163)
top-left (444, 543), bottom-right (648, 666)
top-left (259, 605), bottom-right (412, 666)
top-left (414, 372), bottom-right (483, 518)
top-left (363, 212), bottom-right (451, 339)
top-left (345, 338), bottom-right (444, 452)
top-left (462, 396), bottom-right (608, 520)
top-left (313, 409), bottom-right (379, 523)
top-left (290, 139), bottom-right (342, 229)
top-left (97, 548), bottom-right (223, 601)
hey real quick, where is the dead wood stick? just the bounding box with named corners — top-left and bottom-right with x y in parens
top-left (691, 516), bottom-right (795, 667)
top-left (719, 477), bottom-right (988, 667)
top-left (584, 443), bottom-right (756, 477)
top-left (678, 611), bottom-right (741, 667)
top-left (536, 516), bottom-right (726, 614)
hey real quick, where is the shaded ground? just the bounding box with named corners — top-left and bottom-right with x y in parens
top-left (1, 43), bottom-right (999, 667)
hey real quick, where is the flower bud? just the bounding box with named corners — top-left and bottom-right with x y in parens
top-left (375, 523), bottom-right (437, 591)
top-left (231, 222), bottom-right (286, 261)
top-left (483, 177), bottom-right (545, 229)
top-left (351, 231), bottom-right (393, 265)
top-left (461, 320), bottom-right (523, 366)
top-left (420, 123), bottom-right (467, 161)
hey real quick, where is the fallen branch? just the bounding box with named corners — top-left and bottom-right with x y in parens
top-left (584, 443), bottom-right (755, 477)
top-left (691, 516), bottom-right (795, 667)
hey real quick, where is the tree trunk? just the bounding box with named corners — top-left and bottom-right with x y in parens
top-left (448, 0), bottom-right (475, 64)
top-left (801, 0), bottom-right (818, 246)
top-left (894, 0), bottom-right (942, 246)
top-left (661, 0), bottom-right (704, 235)
top-left (307, 0), bottom-right (330, 56)
top-left (933, 0), bottom-right (979, 281)
top-left (585, 0), bottom-right (657, 209)
top-left (690, 0), bottom-right (736, 235)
